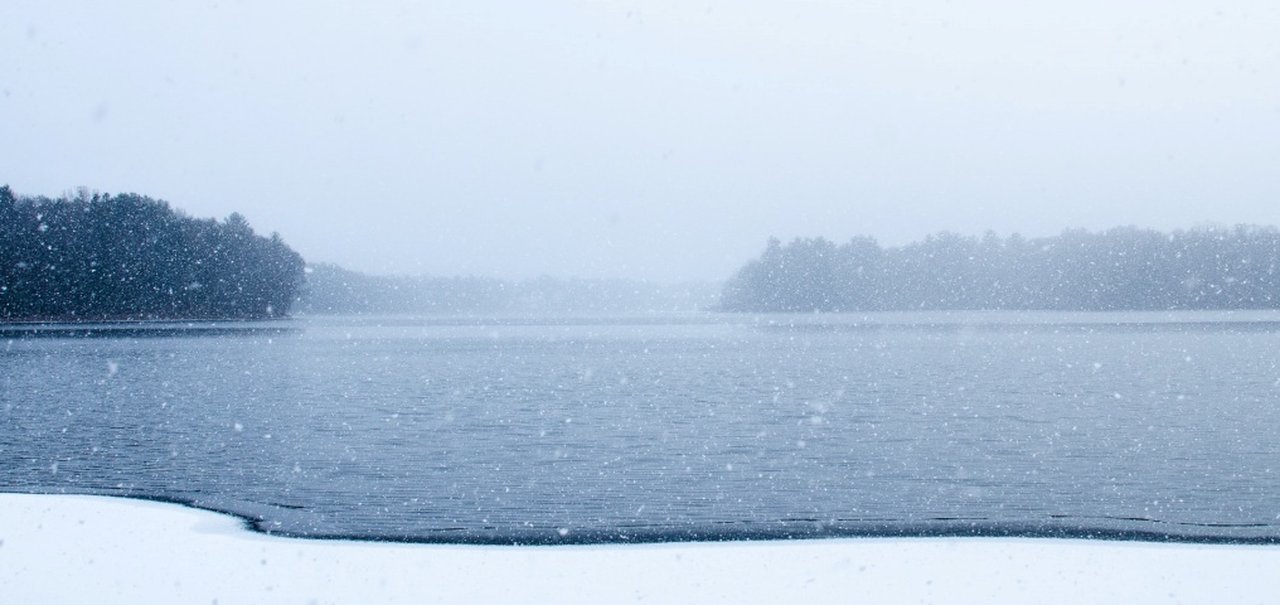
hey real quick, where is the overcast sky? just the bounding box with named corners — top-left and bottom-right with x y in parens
top-left (3, 1), bottom-right (1278, 282)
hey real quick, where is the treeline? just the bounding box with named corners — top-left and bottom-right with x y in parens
top-left (0, 185), bottom-right (305, 321)
top-left (301, 263), bottom-right (717, 315)
top-left (301, 263), bottom-right (509, 314)
top-left (720, 227), bottom-right (1280, 312)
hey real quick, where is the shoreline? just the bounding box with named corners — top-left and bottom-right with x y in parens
top-left (3, 493), bottom-right (1280, 604)
top-left (0, 315), bottom-right (294, 325)
top-left (5, 489), bottom-right (1277, 546)
top-left (0, 318), bottom-right (298, 339)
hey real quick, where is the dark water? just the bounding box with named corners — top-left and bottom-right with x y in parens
top-left (3, 312), bottom-right (1280, 544)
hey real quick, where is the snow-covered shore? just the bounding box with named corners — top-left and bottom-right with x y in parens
top-left (2, 493), bottom-right (1278, 604)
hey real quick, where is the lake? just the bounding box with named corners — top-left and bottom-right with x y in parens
top-left (3, 312), bottom-right (1279, 543)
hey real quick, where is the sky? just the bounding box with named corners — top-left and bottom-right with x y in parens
top-left (3, 1), bottom-right (1279, 282)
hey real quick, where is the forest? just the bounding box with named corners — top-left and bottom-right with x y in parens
top-left (720, 227), bottom-right (1280, 312)
top-left (9, 182), bottom-right (1279, 319)
top-left (0, 185), bottom-right (305, 321)
top-left (301, 263), bottom-right (716, 315)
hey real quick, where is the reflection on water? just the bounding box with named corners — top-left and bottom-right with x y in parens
top-left (2, 312), bottom-right (1279, 543)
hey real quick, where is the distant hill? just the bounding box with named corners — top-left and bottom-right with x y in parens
top-left (721, 227), bottom-right (1280, 312)
top-left (0, 185), bottom-right (305, 321)
top-left (300, 263), bottom-right (719, 315)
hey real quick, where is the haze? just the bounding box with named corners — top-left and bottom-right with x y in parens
top-left (3, 1), bottom-right (1278, 282)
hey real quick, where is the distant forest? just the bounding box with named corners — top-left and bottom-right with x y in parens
top-left (301, 263), bottom-right (717, 315)
top-left (0, 185), bottom-right (305, 321)
top-left (720, 227), bottom-right (1280, 312)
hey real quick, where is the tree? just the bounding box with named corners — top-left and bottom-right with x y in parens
top-left (719, 227), bottom-right (1280, 312)
top-left (0, 186), bottom-right (306, 321)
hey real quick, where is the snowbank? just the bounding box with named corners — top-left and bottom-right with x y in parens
top-left (2, 493), bottom-right (1278, 604)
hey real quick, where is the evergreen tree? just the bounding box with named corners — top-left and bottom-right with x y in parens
top-left (0, 186), bottom-right (305, 321)
top-left (720, 227), bottom-right (1280, 312)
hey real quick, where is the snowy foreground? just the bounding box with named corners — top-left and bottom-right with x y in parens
top-left (3, 494), bottom-right (1279, 604)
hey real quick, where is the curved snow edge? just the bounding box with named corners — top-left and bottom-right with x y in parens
top-left (4, 492), bottom-right (1280, 605)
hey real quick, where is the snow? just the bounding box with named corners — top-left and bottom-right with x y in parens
top-left (2, 493), bottom-right (1279, 604)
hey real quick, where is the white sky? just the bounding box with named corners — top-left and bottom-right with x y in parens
top-left (3, 1), bottom-right (1278, 281)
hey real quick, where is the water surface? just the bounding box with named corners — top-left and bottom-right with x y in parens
top-left (3, 312), bottom-right (1279, 543)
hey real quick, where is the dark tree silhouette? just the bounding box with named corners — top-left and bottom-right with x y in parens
top-left (721, 227), bottom-right (1280, 312)
top-left (0, 186), bottom-right (305, 321)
